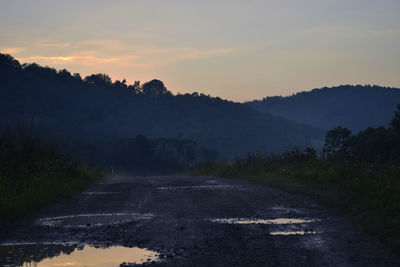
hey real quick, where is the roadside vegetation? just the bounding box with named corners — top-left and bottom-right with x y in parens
top-left (0, 119), bottom-right (216, 225)
top-left (0, 121), bottom-right (103, 225)
top-left (190, 105), bottom-right (400, 252)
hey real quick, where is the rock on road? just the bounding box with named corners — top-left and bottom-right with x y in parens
top-left (1, 175), bottom-right (399, 266)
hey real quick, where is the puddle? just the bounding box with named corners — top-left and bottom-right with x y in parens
top-left (210, 218), bottom-right (316, 225)
top-left (157, 185), bottom-right (239, 190)
top-left (270, 231), bottom-right (319, 235)
top-left (37, 213), bottom-right (153, 228)
top-left (0, 243), bottom-right (159, 267)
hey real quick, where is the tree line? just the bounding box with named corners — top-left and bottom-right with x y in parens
top-left (323, 104), bottom-right (400, 164)
top-left (0, 53), bottom-right (323, 158)
top-left (61, 134), bottom-right (219, 174)
top-left (0, 120), bottom-right (219, 175)
top-left (249, 85), bottom-right (400, 133)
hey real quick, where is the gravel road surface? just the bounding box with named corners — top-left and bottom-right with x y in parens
top-left (1, 175), bottom-right (398, 266)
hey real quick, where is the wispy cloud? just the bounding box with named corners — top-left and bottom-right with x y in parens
top-left (74, 39), bottom-right (124, 51)
top-left (70, 39), bottom-right (234, 64)
top-left (16, 55), bottom-right (123, 65)
top-left (133, 46), bottom-right (234, 66)
top-left (0, 47), bottom-right (25, 54)
top-left (163, 47), bottom-right (234, 62)
top-left (36, 42), bottom-right (71, 48)
top-left (14, 38), bottom-right (234, 70)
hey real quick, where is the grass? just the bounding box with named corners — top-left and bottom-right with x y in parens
top-left (0, 123), bottom-right (106, 225)
top-left (0, 160), bottom-right (104, 225)
top-left (189, 158), bottom-right (400, 252)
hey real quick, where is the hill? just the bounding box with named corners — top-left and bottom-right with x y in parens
top-left (248, 85), bottom-right (400, 133)
top-left (0, 53), bottom-right (323, 158)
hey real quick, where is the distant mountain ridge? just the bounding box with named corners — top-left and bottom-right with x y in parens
top-left (248, 85), bottom-right (400, 133)
top-left (0, 53), bottom-right (323, 157)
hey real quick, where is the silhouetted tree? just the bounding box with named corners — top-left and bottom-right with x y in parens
top-left (390, 104), bottom-right (400, 132)
top-left (322, 105), bottom-right (400, 163)
top-left (84, 73), bottom-right (112, 87)
top-left (142, 79), bottom-right (170, 97)
top-left (128, 80), bottom-right (141, 94)
top-left (73, 73), bottom-right (82, 80)
top-left (0, 126), bottom-right (16, 160)
top-left (304, 147), bottom-right (317, 160)
top-left (349, 126), bottom-right (394, 163)
top-left (323, 126), bottom-right (352, 160)
top-left (0, 53), bottom-right (21, 72)
top-left (58, 69), bottom-right (72, 81)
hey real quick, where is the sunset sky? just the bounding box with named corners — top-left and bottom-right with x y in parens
top-left (1, 0), bottom-right (399, 101)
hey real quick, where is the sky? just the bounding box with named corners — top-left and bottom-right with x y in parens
top-left (1, 0), bottom-right (399, 102)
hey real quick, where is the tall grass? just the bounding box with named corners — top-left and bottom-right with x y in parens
top-left (0, 122), bottom-right (103, 225)
top-left (190, 150), bottom-right (400, 252)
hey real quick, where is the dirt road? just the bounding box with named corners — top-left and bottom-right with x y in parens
top-left (0, 175), bottom-right (398, 266)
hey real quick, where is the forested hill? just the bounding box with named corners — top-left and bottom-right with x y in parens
top-left (0, 53), bottom-right (323, 157)
top-left (248, 85), bottom-right (400, 133)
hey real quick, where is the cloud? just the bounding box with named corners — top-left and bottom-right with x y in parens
top-left (11, 38), bottom-right (235, 87)
top-left (168, 47), bottom-right (234, 62)
top-left (0, 47), bottom-right (25, 54)
top-left (70, 39), bottom-right (234, 64)
top-left (15, 38), bottom-right (234, 69)
top-left (134, 46), bottom-right (234, 66)
top-left (75, 39), bottom-right (124, 50)
top-left (16, 55), bottom-right (124, 65)
top-left (36, 42), bottom-right (71, 48)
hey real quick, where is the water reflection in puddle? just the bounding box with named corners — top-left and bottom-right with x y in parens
top-left (210, 218), bottom-right (316, 224)
top-left (0, 244), bottom-right (159, 267)
top-left (270, 231), bottom-right (318, 235)
top-left (38, 213), bottom-right (153, 228)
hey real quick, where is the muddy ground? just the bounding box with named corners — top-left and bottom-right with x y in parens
top-left (0, 175), bottom-right (399, 266)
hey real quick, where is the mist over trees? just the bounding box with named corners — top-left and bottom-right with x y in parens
top-left (61, 134), bottom-right (218, 173)
top-left (249, 85), bottom-right (400, 133)
top-left (0, 53), bottom-right (322, 159)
